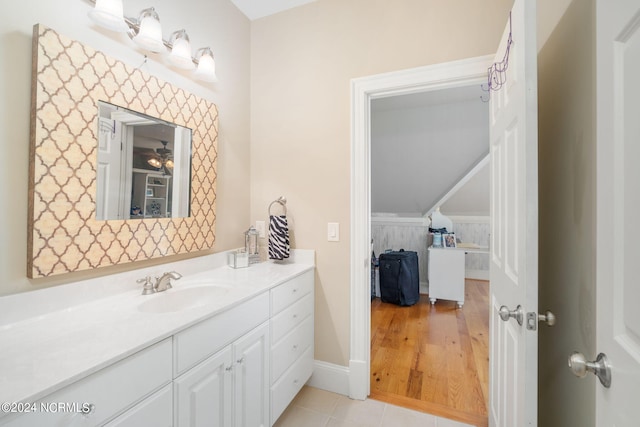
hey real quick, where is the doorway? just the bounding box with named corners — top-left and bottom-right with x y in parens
top-left (368, 83), bottom-right (491, 425)
top-left (349, 55), bottom-right (494, 401)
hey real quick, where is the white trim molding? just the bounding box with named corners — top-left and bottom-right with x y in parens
top-left (307, 360), bottom-right (350, 396)
top-left (448, 215), bottom-right (491, 224)
top-left (371, 215), bottom-right (430, 227)
top-left (350, 55), bottom-right (493, 400)
top-left (466, 268), bottom-right (490, 281)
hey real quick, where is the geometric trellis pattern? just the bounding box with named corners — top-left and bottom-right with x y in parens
top-left (27, 24), bottom-right (218, 278)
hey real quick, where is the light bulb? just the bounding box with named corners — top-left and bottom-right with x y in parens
top-left (168, 30), bottom-right (195, 70)
top-left (88, 0), bottom-right (128, 32)
top-left (133, 8), bottom-right (165, 53)
top-left (194, 48), bottom-right (218, 83)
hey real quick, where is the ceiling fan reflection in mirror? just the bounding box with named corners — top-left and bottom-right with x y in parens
top-left (147, 140), bottom-right (174, 175)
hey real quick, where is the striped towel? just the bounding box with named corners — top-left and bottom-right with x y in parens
top-left (268, 215), bottom-right (290, 260)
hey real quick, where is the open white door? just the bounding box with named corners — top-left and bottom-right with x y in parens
top-left (488, 0), bottom-right (538, 426)
top-left (595, 0), bottom-right (640, 424)
top-left (96, 118), bottom-right (124, 220)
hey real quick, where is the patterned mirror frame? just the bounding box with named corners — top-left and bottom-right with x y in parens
top-left (27, 24), bottom-right (218, 278)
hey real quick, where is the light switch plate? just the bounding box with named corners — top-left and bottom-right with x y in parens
top-left (256, 220), bottom-right (266, 238)
top-left (328, 222), bottom-right (339, 242)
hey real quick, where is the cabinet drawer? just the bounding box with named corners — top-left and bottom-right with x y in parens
top-left (271, 270), bottom-right (313, 315)
top-left (0, 339), bottom-right (172, 427)
top-left (271, 316), bottom-right (313, 382)
top-left (270, 347), bottom-right (314, 425)
top-left (103, 383), bottom-right (172, 427)
top-left (174, 292), bottom-right (269, 376)
top-left (271, 293), bottom-right (313, 344)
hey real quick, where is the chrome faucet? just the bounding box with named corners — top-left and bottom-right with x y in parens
top-left (154, 271), bottom-right (182, 292)
top-left (137, 276), bottom-right (155, 295)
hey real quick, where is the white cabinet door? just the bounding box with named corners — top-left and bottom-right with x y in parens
top-left (175, 322), bottom-right (270, 427)
top-left (174, 346), bottom-right (233, 427)
top-left (233, 322), bottom-right (270, 427)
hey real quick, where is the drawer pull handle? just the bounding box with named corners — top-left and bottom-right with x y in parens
top-left (293, 379), bottom-right (299, 385)
top-left (293, 314), bottom-right (298, 319)
top-left (237, 357), bottom-right (245, 364)
top-left (292, 344), bottom-right (298, 351)
top-left (292, 288), bottom-right (298, 293)
top-left (225, 365), bottom-right (233, 372)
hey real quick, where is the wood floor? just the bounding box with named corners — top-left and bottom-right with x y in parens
top-left (370, 279), bottom-right (490, 427)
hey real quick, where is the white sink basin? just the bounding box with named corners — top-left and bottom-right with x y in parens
top-left (137, 286), bottom-right (230, 314)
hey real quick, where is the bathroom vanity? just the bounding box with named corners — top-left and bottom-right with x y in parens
top-left (9, 26), bottom-right (316, 426)
top-left (0, 251), bottom-right (314, 427)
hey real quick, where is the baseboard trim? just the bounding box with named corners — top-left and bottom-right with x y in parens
top-left (419, 281), bottom-right (429, 294)
top-left (307, 360), bottom-right (350, 397)
top-left (466, 269), bottom-right (489, 280)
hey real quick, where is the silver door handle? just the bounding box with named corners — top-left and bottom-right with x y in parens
top-left (568, 352), bottom-right (611, 388)
top-left (538, 310), bottom-right (556, 326)
top-left (499, 305), bottom-right (523, 326)
top-left (526, 310), bottom-right (557, 330)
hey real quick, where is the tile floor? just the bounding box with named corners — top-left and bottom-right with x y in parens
top-left (274, 386), bottom-right (473, 427)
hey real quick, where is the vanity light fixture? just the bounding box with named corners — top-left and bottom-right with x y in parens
top-left (85, 0), bottom-right (218, 82)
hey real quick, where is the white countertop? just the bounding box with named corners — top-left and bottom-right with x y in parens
top-left (0, 251), bottom-right (314, 409)
top-left (428, 245), bottom-right (489, 254)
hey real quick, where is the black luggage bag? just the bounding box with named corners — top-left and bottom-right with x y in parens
top-left (378, 249), bottom-right (419, 306)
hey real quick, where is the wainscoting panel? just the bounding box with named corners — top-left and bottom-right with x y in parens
top-left (451, 218), bottom-right (490, 278)
top-left (371, 217), bottom-right (428, 290)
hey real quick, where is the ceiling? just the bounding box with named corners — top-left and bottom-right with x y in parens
top-left (230, 0), bottom-right (317, 20)
top-left (371, 84), bottom-right (490, 217)
top-left (372, 85), bottom-right (486, 112)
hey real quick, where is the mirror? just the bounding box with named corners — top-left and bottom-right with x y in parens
top-left (96, 101), bottom-right (192, 220)
top-left (28, 24), bottom-right (219, 278)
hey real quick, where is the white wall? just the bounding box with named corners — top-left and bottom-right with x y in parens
top-left (0, 0), bottom-right (251, 295)
top-left (250, 0), bottom-right (514, 367)
top-left (538, 0), bottom-right (596, 425)
top-left (440, 162), bottom-right (490, 216)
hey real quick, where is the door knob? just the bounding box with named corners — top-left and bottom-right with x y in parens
top-left (568, 352), bottom-right (611, 388)
top-left (526, 310), bottom-right (557, 330)
top-left (499, 305), bottom-right (523, 326)
top-left (538, 310), bottom-right (556, 326)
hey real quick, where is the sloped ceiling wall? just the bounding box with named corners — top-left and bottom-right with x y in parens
top-left (371, 85), bottom-right (490, 217)
top-left (440, 161), bottom-right (490, 216)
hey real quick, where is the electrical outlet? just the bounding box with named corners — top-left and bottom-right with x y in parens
top-left (255, 220), bottom-right (266, 238)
